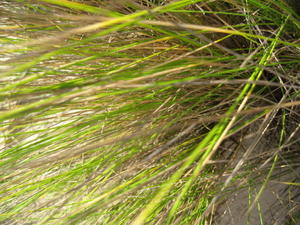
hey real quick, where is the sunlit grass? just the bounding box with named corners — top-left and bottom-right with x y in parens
top-left (0, 0), bottom-right (299, 224)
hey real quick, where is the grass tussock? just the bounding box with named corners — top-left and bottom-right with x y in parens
top-left (0, 0), bottom-right (300, 224)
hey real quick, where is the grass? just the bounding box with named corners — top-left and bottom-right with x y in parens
top-left (0, 0), bottom-right (300, 224)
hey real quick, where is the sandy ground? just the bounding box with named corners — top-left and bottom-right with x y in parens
top-left (212, 119), bottom-right (300, 225)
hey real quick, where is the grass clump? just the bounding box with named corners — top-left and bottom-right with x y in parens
top-left (0, 0), bottom-right (299, 224)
